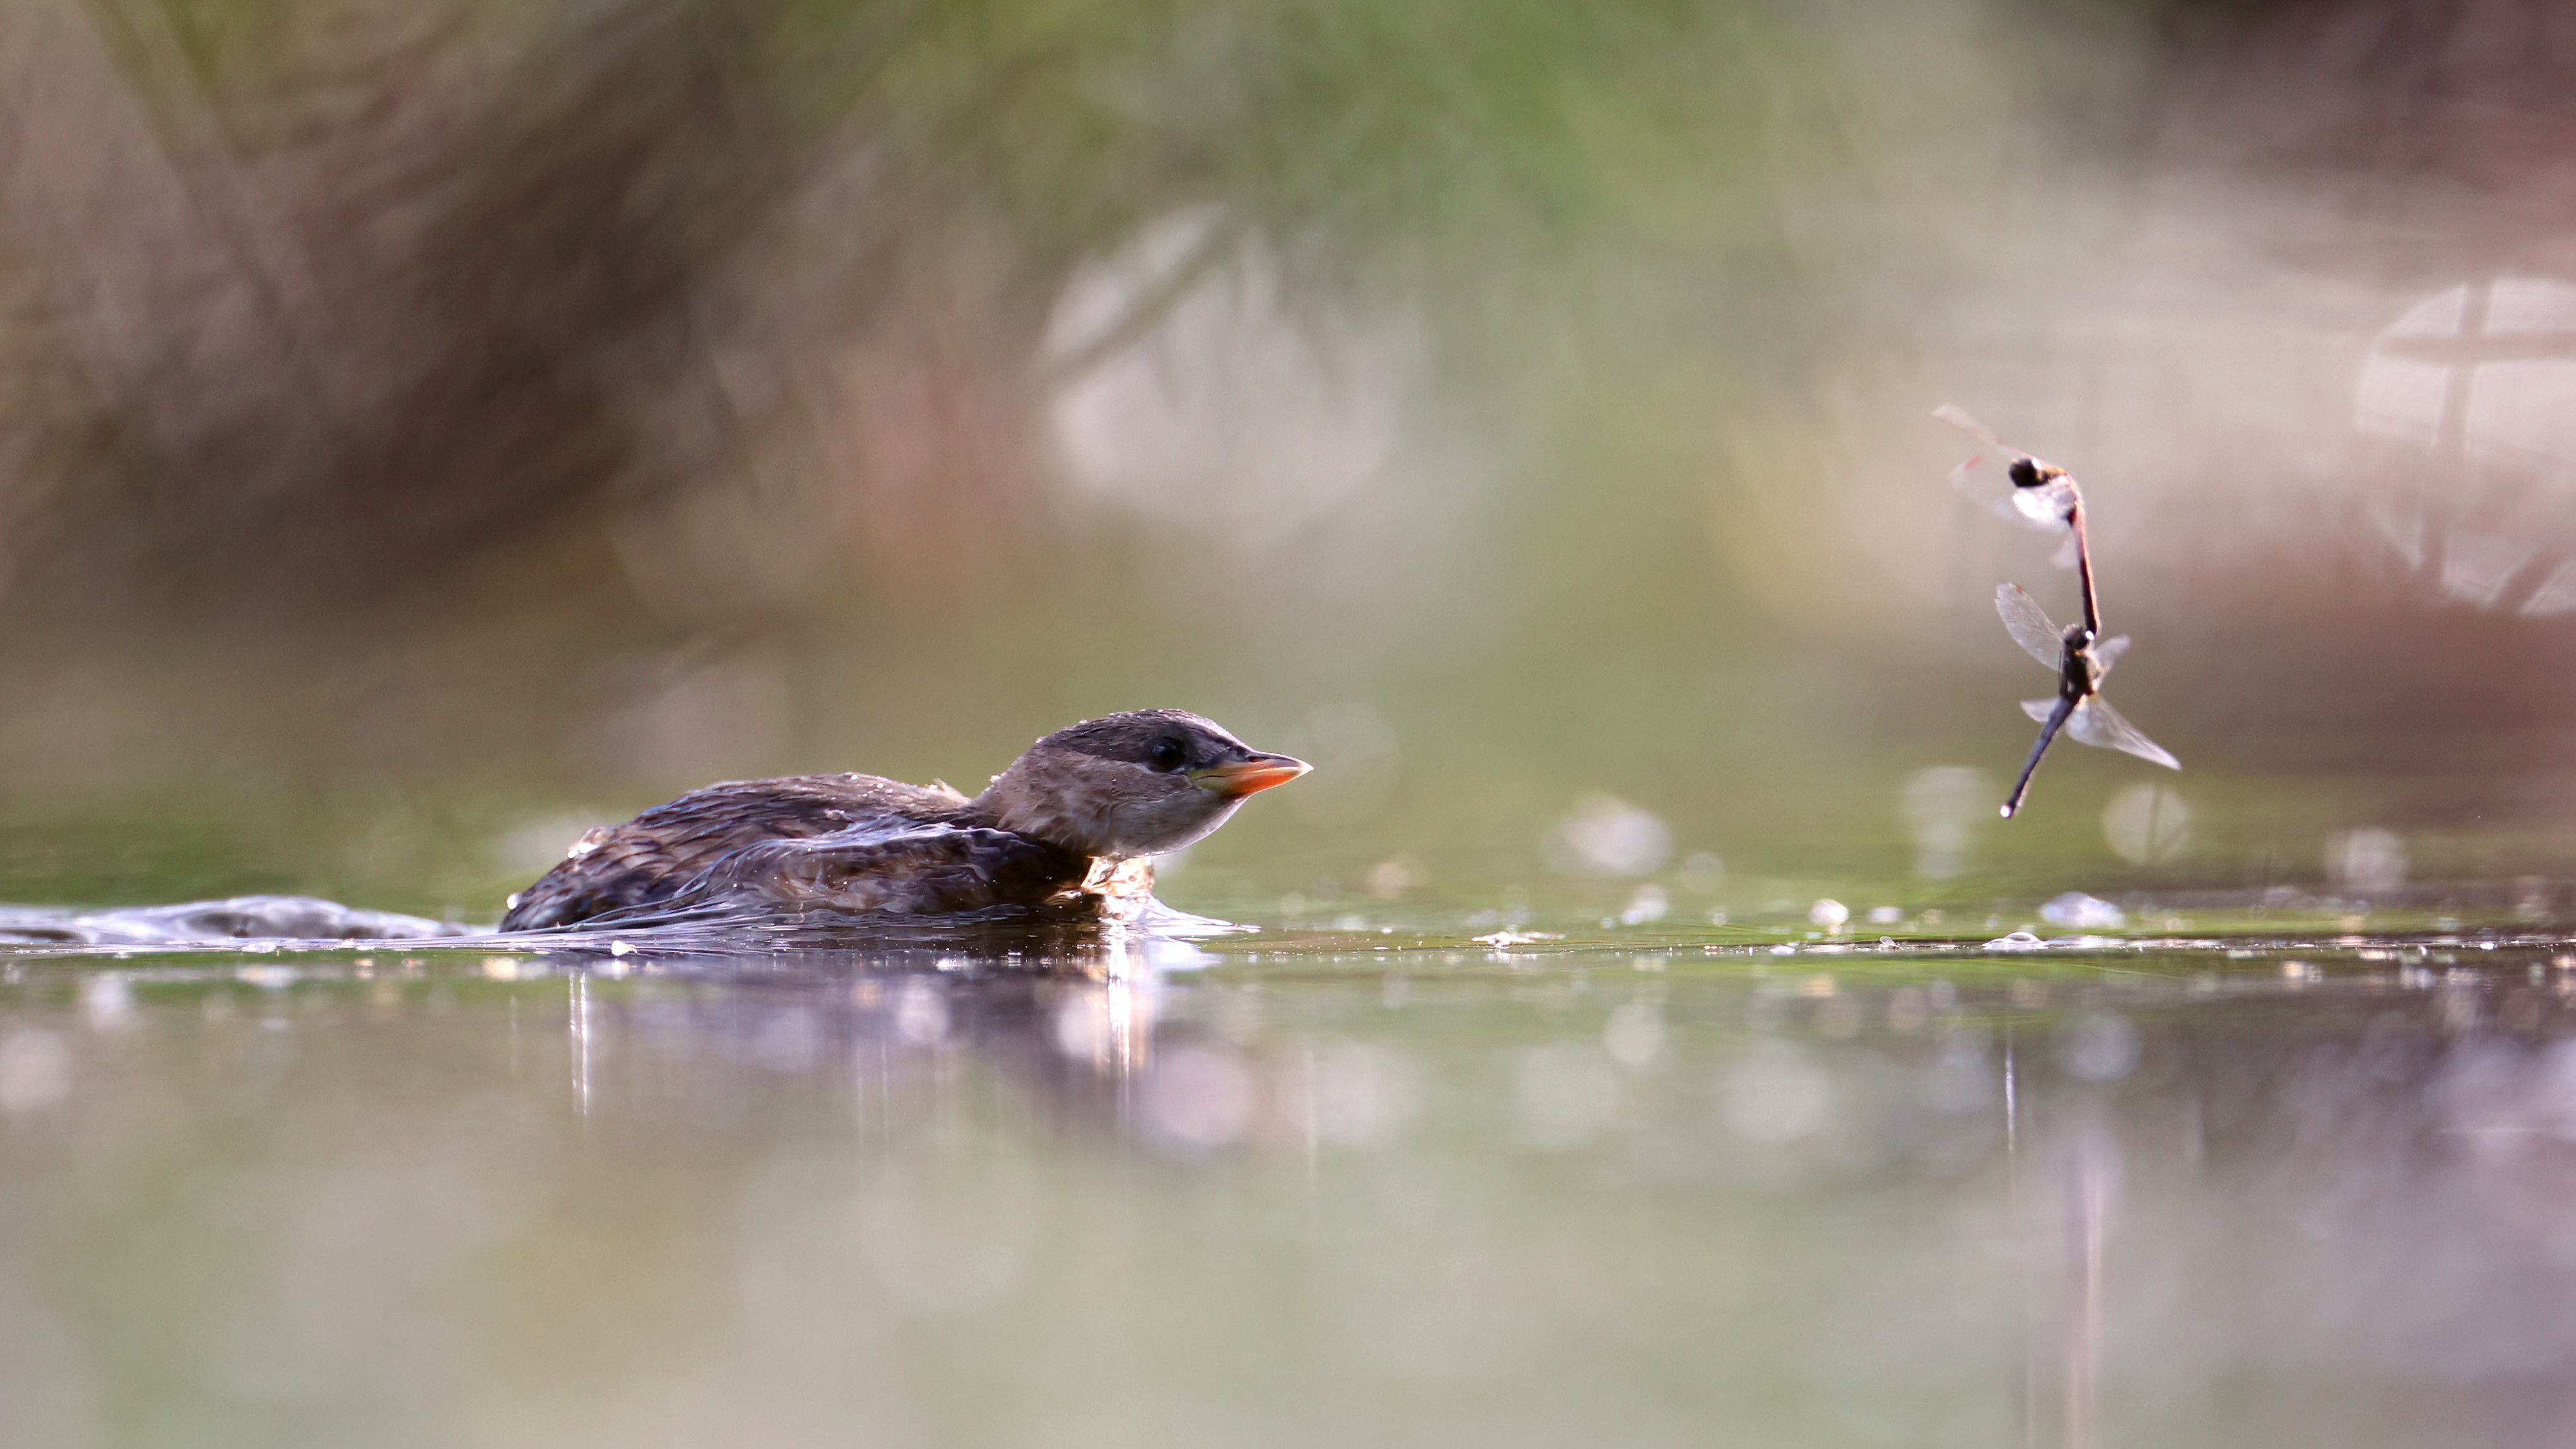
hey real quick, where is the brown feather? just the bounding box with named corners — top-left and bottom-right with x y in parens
top-left (498, 774), bottom-right (1003, 928)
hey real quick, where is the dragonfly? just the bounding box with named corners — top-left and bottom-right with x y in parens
top-left (1994, 582), bottom-right (2179, 818)
top-left (1935, 405), bottom-right (2101, 638)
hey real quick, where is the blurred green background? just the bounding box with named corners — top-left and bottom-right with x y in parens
top-left (3, 0), bottom-right (2575, 923)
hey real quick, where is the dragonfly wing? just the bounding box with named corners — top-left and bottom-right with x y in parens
top-left (1941, 410), bottom-right (2063, 534)
top-left (1950, 456), bottom-right (2030, 524)
top-left (2021, 697), bottom-right (2059, 722)
top-left (2049, 531), bottom-right (2081, 569)
top-left (2066, 697), bottom-right (2181, 769)
top-left (1932, 404), bottom-right (2003, 447)
top-left (1955, 464), bottom-right (2069, 535)
top-left (2093, 635), bottom-right (2130, 680)
top-left (2013, 479), bottom-right (2078, 527)
top-left (1996, 584), bottom-right (2064, 668)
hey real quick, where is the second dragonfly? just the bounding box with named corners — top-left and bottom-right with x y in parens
top-left (1993, 582), bottom-right (2179, 818)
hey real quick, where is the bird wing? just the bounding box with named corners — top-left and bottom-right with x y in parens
top-left (685, 821), bottom-right (1088, 919)
top-left (2066, 698), bottom-right (2181, 769)
top-left (498, 774), bottom-right (977, 930)
top-left (1996, 585), bottom-right (2064, 668)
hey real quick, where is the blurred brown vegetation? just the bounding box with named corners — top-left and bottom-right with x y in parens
top-left (0, 0), bottom-right (1773, 623)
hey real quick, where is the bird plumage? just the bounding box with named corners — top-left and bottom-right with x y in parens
top-left (497, 711), bottom-right (1306, 930)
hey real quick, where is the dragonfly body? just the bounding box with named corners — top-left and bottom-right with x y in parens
top-left (1938, 405), bottom-right (2178, 819)
top-left (2054, 623), bottom-right (2099, 697)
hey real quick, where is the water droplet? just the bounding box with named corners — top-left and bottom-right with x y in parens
top-left (0, 1030), bottom-right (72, 1112)
top-left (2040, 893), bottom-right (2126, 929)
top-left (1721, 1041), bottom-right (1831, 1143)
top-left (1604, 1003), bottom-right (1667, 1069)
top-left (2058, 1013), bottom-right (2143, 1082)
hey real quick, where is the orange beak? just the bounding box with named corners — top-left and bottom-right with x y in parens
top-left (1192, 753), bottom-right (1311, 798)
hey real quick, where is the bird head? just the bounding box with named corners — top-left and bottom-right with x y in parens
top-left (974, 709), bottom-right (1310, 858)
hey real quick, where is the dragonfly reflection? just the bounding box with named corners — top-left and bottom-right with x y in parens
top-left (1994, 583), bottom-right (2179, 819)
top-left (1935, 405), bottom-right (2101, 638)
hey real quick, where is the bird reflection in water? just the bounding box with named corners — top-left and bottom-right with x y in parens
top-left (542, 933), bottom-right (1238, 1151)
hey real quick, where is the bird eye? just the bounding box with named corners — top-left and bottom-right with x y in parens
top-left (1147, 737), bottom-right (1186, 771)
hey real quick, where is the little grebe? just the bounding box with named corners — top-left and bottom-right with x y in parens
top-left (498, 709), bottom-right (1308, 930)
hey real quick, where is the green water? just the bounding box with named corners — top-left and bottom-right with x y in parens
top-left (4, 926), bottom-right (2570, 1448)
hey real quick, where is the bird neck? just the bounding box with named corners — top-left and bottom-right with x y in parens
top-left (969, 759), bottom-right (1118, 859)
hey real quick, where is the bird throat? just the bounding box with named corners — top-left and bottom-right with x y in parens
top-left (971, 764), bottom-right (1120, 857)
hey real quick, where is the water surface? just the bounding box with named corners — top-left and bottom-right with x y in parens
top-left (4, 923), bottom-right (2573, 1447)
